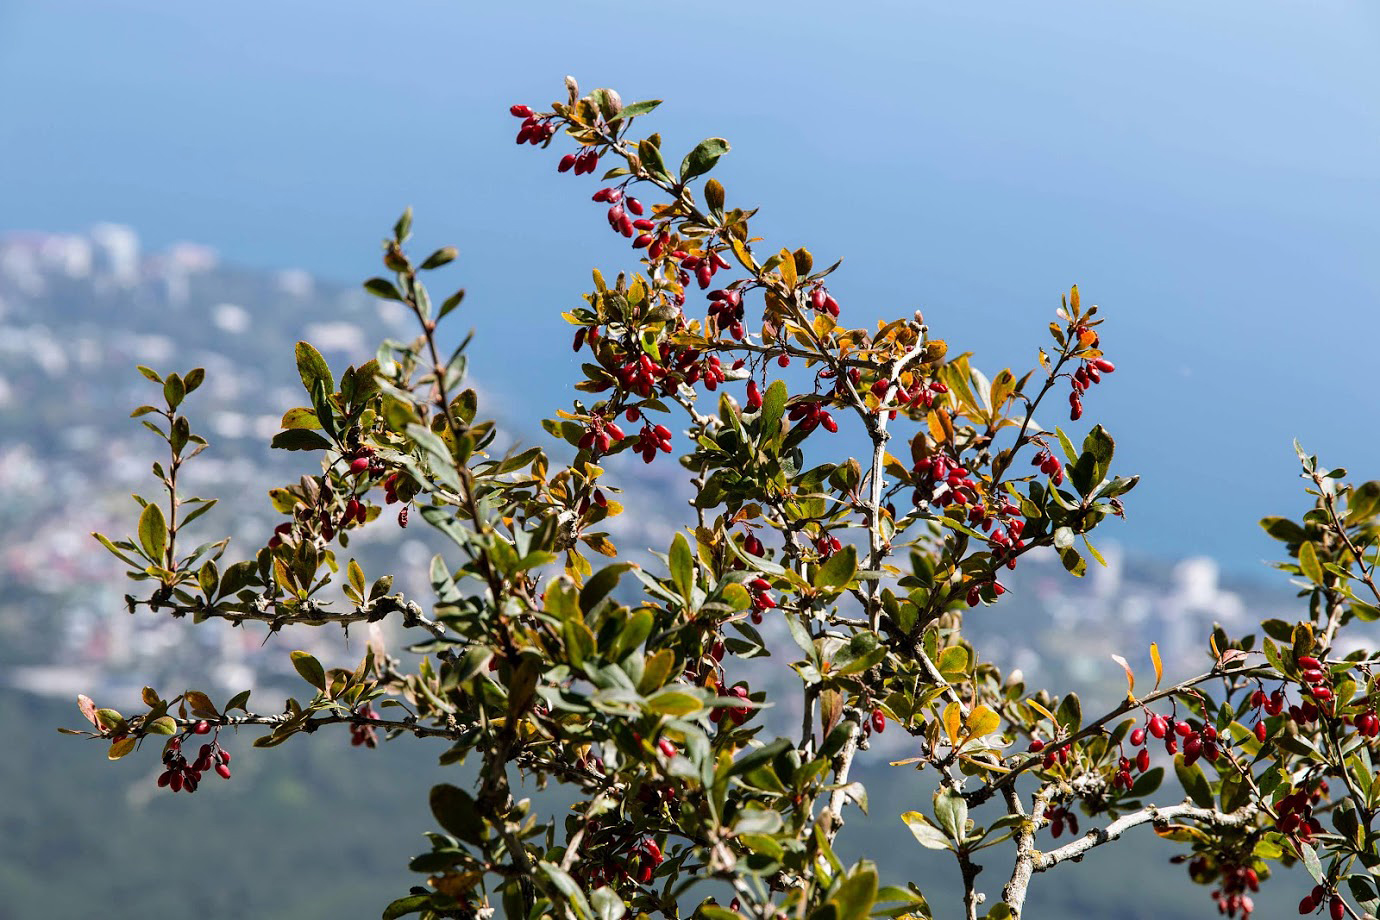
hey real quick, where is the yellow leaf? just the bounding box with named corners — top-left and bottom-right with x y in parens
top-left (942, 701), bottom-right (963, 745)
top-left (1150, 642), bottom-right (1163, 690)
top-left (1069, 285), bottom-right (1080, 311)
top-left (927, 410), bottom-right (953, 445)
top-left (778, 248), bottom-right (797, 288)
top-left (1111, 654), bottom-right (1135, 699)
top-left (1026, 699), bottom-right (1057, 724)
top-left (966, 704), bottom-right (1000, 739)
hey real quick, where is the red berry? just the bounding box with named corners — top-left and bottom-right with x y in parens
top-left (1254, 720), bottom-right (1268, 742)
top-left (215, 763), bottom-right (231, 780)
top-left (1092, 359), bottom-right (1115, 373)
top-left (348, 456), bottom-right (370, 475)
top-left (1148, 715), bottom-right (1168, 738)
top-left (193, 721), bottom-right (211, 735)
top-left (1329, 897), bottom-right (1343, 920)
top-left (1130, 728), bottom-right (1146, 746)
top-left (871, 710), bottom-right (886, 733)
top-left (777, 354), bottom-right (790, 367)
top-left (558, 153), bottom-right (577, 173)
top-left (746, 380), bottom-right (762, 412)
top-left (509, 104), bottom-right (533, 118)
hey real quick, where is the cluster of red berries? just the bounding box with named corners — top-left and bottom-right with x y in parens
top-left (578, 835), bottom-right (665, 888)
top-left (1298, 884), bottom-right (1344, 919)
top-left (1028, 737), bottom-right (1072, 770)
top-left (614, 352), bottom-right (673, 399)
top-left (510, 104), bottom-right (555, 145)
top-left (595, 188), bottom-right (655, 242)
top-left (1183, 857), bottom-right (1258, 919)
top-left (965, 578), bottom-right (1007, 608)
top-left (1274, 781), bottom-right (1327, 843)
top-left (786, 399), bottom-right (838, 434)
top-left (350, 704), bottom-right (379, 748)
top-left (382, 474), bottom-right (411, 527)
top-left (1111, 743), bottom-right (1151, 790)
top-left (747, 577), bottom-right (777, 622)
top-left (1068, 357), bottom-right (1114, 421)
top-left (912, 453), bottom-right (980, 510)
top-left (577, 416), bottom-right (627, 456)
top-left (1030, 448), bottom-right (1066, 486)
top-left (1295, 656), bottom-right (1334, 704)
top-left (706, 288), bottom-right (746, 339)
top-left (557, 148), bottom-right (601, 175)
top-left (1041, 803), bottom-right (1079, 838)
top-left (744, 379), bottom-right (764, 412)
top-left (1142, 712), bottom-right (1223, 766)
top-left (734, 530), bottom-right (766, 564)
top-left (634, 423), bottom-right (674, 464)
top-left (1348, 707), bottom-right (1380, 737)
top-left (710, 682), bottom-right (752, 726)
top-left (808, 286), bottom-right (840, 317)
top-left (678, 249), bottom-right (732, 291)
top-left (815, 532), bottom-right (843, 560)
top-left (869, 377), bottom-right (949, 418)
top-left (156, 730), bottom-right (230, 793)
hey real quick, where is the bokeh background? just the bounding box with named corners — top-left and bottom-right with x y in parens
top-left (1, 2), bottom-right (1377, 917)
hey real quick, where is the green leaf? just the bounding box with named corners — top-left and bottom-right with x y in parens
top-left (429, 783), bottom-right (483, 845)
top-left (290, 651), bottom-right (327, 691)
top-left (294, 341), bottom-right (333, 396)
top-left (419, 247), bottom-right (457, 270)
top-left (933, 788), bottom-right (968, 842)
top-left (162, 373), bottom-right (185, 411)
top-left (646, 689), bottom-right (702, 716)
top-left (669, 531), bottom-right (694, 601)
top-left (637, 138), bottom-right (669, 181)
top-left (393, 207), bottom-right (413, 243)
top-left (1055, 692), bottom-right (1081, 732)
top-left (138, 502), bottom-right (167, 565)
top-left (901, 811), bottom-right (952, 850)
top-left (1259, 516), bottom-right (1307, 544)
top-left (680, 137), bottom-right (730, 181)
top-left (1299, 541), bottom-right (1324, 585)
top-left (147, 716), bottom-right (178, 735)
top-left (279, 407), bottom-right (321, 430)
top-left (1299, 841), bottom-right (1323, 884)
top-left (1059, 546), bottom-right (1086, 577)
top-left (1082, 424), bottom-right (1114, 485)
top-left (832, 632), bottom-right (885, 677)
top-left (381, 895), bottom-right (429, 920)
top-left (814, 544), bottom-right (858, 592)
top-left (759, 379), bottom-right (788, 440)
top-left (271, 429), bottom-right (333, 452)
top-left (830, 867), bottom-right (878, 920)
top-left (1174, 754), bottom-right (1214, 809)
top-left (620, 99), bottom-right (662, 118)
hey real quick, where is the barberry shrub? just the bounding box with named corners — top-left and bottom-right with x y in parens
top-left (68, 79), bottom-right (1380, 920)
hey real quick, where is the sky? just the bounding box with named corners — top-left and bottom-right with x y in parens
top-left (2, 0), bottom-right (1378, 574)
